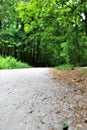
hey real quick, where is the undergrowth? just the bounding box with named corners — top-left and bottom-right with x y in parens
top-left (55, 64), bottom-right (74, 70)
top-left (0, 56), bottom-right (31, 69)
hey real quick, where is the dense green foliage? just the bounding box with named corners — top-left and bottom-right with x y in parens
top-left (0, 0), bottom-right (87, 67)
top-left (0, 55), bottom-right (30, 69)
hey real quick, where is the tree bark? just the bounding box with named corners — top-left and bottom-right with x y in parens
top-left (84, 11), bottom-right (87, 36)
top-left (36, 38), bottom-right (41, 66)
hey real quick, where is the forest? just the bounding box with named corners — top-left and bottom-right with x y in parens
top-left (0, 0), bottom-right (87, 67)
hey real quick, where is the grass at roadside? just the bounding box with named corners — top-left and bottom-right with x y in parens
top-left (55, 64), bottom-right (74, 70)
top-left (0, 56), bottom-right (31, 69)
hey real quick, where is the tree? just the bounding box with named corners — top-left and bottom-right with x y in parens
top-left (0, 0), bottom-right (87, 67)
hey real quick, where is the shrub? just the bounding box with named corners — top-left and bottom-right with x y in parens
top-left (0, 56), bottom-right (31, 69)
top-left (55, 64), bottom-right (74, 70)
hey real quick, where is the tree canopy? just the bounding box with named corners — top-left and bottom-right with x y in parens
top-left (0, 0), bottom-right (87, 67)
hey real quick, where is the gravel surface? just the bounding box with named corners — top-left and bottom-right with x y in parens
top-left (0, 68), bottom-right (87, 130)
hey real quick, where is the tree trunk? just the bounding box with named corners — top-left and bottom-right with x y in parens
top-left (75, 24), bottom-right (81, 64)
top-left (14, 45), bottom-right (17, 59)
top-left (0, 19), bottom-right (2, 29)
top-left (36, 38), bottom-right (41, 66)
top-left (84, 11), bottom-right (87, 36)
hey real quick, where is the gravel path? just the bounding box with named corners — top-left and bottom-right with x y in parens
top-left (0, 68), bottom-right (86, 130)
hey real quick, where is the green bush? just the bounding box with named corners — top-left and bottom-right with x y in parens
top-left (0, 56), bottom-right (31, 69)
top-left (55, 64), bottom-right (74, 70)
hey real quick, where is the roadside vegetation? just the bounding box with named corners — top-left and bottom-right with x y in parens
top-left (0, 56), bottom-right (30, 69)
top-left (55, 64), bottom-right (74, 70)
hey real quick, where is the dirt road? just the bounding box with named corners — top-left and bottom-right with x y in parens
top-left (0, 68), bottom-right (87, 130)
